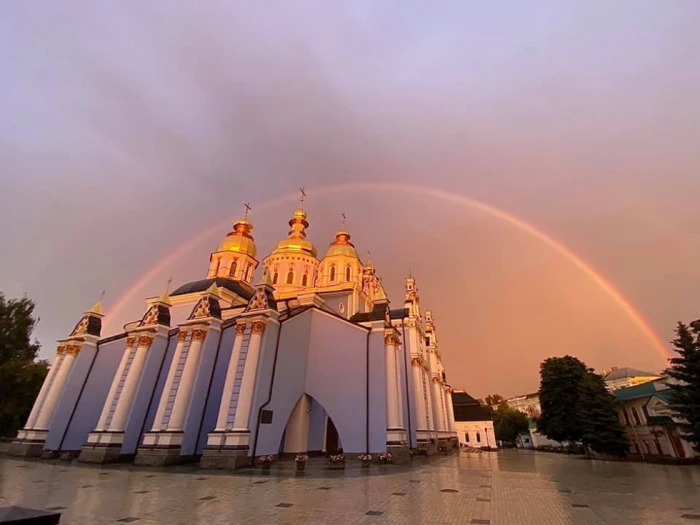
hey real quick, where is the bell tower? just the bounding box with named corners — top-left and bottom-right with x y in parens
top-left (208, 204), bottom-right (259, 286)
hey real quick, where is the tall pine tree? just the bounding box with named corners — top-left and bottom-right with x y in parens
top-left (667, 321), bottom-right (700, 452)
top-left (578, 371), bottom-right (629, 457)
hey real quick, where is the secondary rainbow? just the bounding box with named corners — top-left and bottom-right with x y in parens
top-left (106, 182), bottom-right (670, 359)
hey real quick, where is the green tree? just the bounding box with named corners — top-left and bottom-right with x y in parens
top-left (484, 394), bottom-right (505, 407)
top-left (538, 356), bottom-right (588, 443)
top-left (666, 321), bottom-right (700, 452)
top-left (0, 292), bottom-right (47, 437)
top-left (538, 355), bottom-right (629, 457)
top-left (493, 404), bottom-right (529, 443)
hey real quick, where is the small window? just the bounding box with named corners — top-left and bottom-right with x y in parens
top-left (302, 274), bottom-right (308, 287)
top-left (273, 272), bottom-right (279, 285)
top-left (345, 266), bottom-right (351, 281)
top-left (622, 409), bottom-right (631, 425)
top-left (465, 432), bottom-right (470, 443)
top-left (330, 265), bottom-right (336, 282)
top-left (246, 263), bottom-right (252, 281)
top-left (286, 270), bottom-right (294, 285)
top-left (631, 408), bottom-right (641, 425)
top-left (476, 432), bottom-right (481, 443)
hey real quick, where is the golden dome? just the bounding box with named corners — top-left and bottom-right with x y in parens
top-left (324, 230), bottom-right (358, 258)
top-left (271, 208), bottom-right (317, 258)
top-left (216, 219), bottom-right (257, 257)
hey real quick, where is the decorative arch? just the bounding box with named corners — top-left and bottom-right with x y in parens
top-left (230, 259), bottom-right (238, 277)
top-left (272, 266), bottom-right (279, 285)
top-left (302, 273), bottom-right (308, 287)
top-left (329, 265), bottom-right (336, 282)
top-left (276, 393), bottom-right (346, 455)
top-left (345, 266), bottom-right (351, 282)
top-left (286, 270), bottom-right (295, 285)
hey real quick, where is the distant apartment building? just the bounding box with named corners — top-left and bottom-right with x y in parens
top-left (603, 366), bottom-right (660, 392)
top-left (505, 392), bottom-right (541, 418)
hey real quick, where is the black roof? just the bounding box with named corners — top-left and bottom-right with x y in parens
top-left (452, 391), bottom-right (492, 422)
top-left (171, 278), bottom-right (254, 300)
top-left (350, 306), bottom-right (409, 323)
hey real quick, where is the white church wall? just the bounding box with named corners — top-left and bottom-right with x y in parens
top-left (252, 312), bottom-right (312, 456)
top-left (121, 332), bottom-right (172, 455)
top-left (195, 324), bottom-right (237, 455)
top-left (47, 337), bottom-right (125, 451)
top-left (140, 333), bottom-right (179, 445)
top-left (367, 329), bottom-right (389, 453)
top-left (305, 311), bottom-right (375, 454)
top-left (180, 324), bottom-right (225, 456)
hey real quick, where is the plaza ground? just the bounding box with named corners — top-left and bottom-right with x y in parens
top-left (1, 449), bottom-right (699, 524)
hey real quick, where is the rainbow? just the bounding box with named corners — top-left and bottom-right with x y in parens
top-left (106, 182), bottom-right (671, 359)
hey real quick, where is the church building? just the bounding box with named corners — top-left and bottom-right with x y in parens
top-left (12, 200), bottom-right (458, 468)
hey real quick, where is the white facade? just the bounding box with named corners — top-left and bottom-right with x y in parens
top-left (456, 421), bottom-right (496, 449)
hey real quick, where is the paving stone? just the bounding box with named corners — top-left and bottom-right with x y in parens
top-left (276, 503), bottom-right (294, 508)
top-left (195, 477), bottom-right (208, 481)
top-left (440, 489), bottom-right (459, 493)
top-left (471, 520), bottom-right (490, 525)
top-left (253, 480), bottom-right (268, 485)
top-left (133, 490), bottom-right (150, 494)
top-left (199, 496), bottom-right (216, 501)
top-left (366, 511), bottom-right (384, 516)
top-left (45, 506), bottom-right (66, 511)
top-left (392, 492), bottom-right (406, 496)
top-left (318, 486), bottom-right (332, 490)
top-left (476, 497), bottom-right (490, 502)
top-left (572, 504), bottom-right (589, 508)
top-left (681, 515), bottom-right (700, 521)
top-left (116, 518), bottom-right (139, 523)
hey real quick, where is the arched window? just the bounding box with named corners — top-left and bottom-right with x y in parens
top-left (230, 259), bottom-right (238, 277)
top-left (286, 270), bottom-right (294, 285)
top-left (245, 263), bottom-right (252, 281)
top-left (329, 265), bottom-right (336, 282)
top-left (465, 432), bottom-right (470, 443)
top-left (302, 273), bottom-right (308, 287)
top-left (345, 266), bottom-right (351, 281)
top-left (273, 272), bottom-right (279, 285)
top-left (476, 432), bottom-right (481, 443)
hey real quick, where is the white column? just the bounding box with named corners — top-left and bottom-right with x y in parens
top-left (394, 340), bottom-right (405, 429)
top-left (109, 335), bottom-right (153, 432)
top-left (95, 337), bottom-right (136, 431)
top-left (445, 389), bottom-right (456, 433)
top-left (25, 350), bottom-right (65, 429)
top-left (34, 345), bottom-right (79, 430)
top-left (430, 376), bottom-right (445, 432)
top-left (166, 328), bottom-right (207, 431)
top-left (215, 323), bottom-right (246, 430)
top-left (151, 330), bottom-right (189, 431)
top-left (385, 332), bottom-right (401, 430)
top-left (411, 360), bottom-right (428, 432)
top-left (231, 321), bottom-right (266, 433)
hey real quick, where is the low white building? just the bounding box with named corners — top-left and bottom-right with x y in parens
top-left (505, 392), bottom-right (541, 418)
top-left (452, 391), bottom-right (496, 449)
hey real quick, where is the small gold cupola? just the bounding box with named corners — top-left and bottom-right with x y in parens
top-left (208, 203), bottom-right (259, 285)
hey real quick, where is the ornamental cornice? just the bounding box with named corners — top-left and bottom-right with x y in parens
top-left (411, 357), bottom-right (421, 367)
top-left (56, 345), bottom-right (67, 356)
top-left (138, 335), bottom-right (155, 348)
top-left (251, 320), bottom-right (267, 335)
top-left (126, 336), bottom-right (137, 348)
top-left (431, 376), bottom-right (442, 384)
top-left (235, 323), bottom-right (246, 335)
top-left (65, 343), bottom-right (81, 356)
top-left (178, 330), bottom-right (189, 342)
top-left (384, 332), bottom-right (400, 346)
top-left (191, 329), bottom-right (208, 342)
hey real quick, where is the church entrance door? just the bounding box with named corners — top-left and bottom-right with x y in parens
top-left (325, 417), bottom-right (339, 454)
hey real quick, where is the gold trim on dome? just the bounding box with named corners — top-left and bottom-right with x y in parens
top-left (178, 330), bottom-right (188, 342)
top-left (251, 321), bottom-right (266, 335)
top-left (191, 329), bottom-right (207, 342)
top-left (235, 323), bottom-right (246, 335)
top-left (138, 335), bottom-right (155, 348)
top-left (65, 344), bottom-right (81, 356)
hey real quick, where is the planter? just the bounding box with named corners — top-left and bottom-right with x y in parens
top-left (378, 458), bottom-right (388, 465)
top-left (296, 462), bottom-right (306, 472)
top-left (261, 463), bottom-right (272, 470)
top-left (328, 462), bottom-right (345, 470)
top-left (361, 460), bottom-right (371, 468)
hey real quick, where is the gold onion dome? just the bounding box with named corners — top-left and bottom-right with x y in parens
top-left (217, 218), bottom-right (257, 257)
top-left (271, 208), bottom-right (317, 258)
top-left (324, 230), bottom-right (358, 258)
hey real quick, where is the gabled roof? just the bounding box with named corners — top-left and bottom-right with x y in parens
top-left (171, 278), bottom-right (254, 300)
top-left (613, 379), bottom-right (670, 402)
top-left (604, 367), bottom-right (657, 381)
top-left (452, 391), bottom-right (492, 422)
